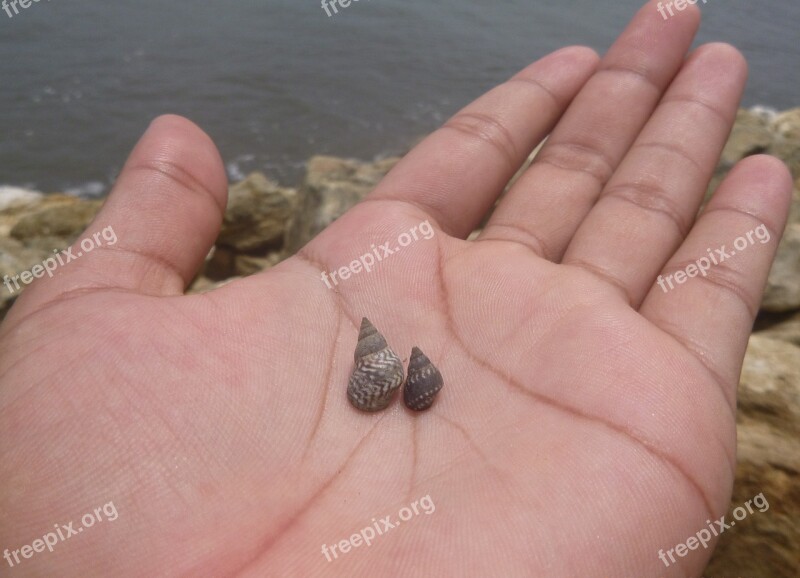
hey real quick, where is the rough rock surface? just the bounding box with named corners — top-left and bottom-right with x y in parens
top-left (1, 195), bottom-right (104, 314)
top-left (759, 310), bottom-right (800, 347)
top-left (10, 196), bottom-right (102, 241)
top-left (201, 172), bottom-right (295, 280)
top-left (0, 186), bottom-right (43, 214)
top-left (719, 109), bottom-right (776, 169)
top-left (772, 108), bottom-right (800, 141)
top-left (763, 223), bottom-right (800, 311)
top-left (217, 172), bottom-right (296, 252)
top-left (705, 335), bottom-right (800, 578)
top-left (284, 155), bottom-right (400, 254)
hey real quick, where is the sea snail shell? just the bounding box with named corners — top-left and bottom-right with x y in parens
top-left (347, 317), bottom-right (404, 412)
top-left (403, 347), bottom-right (444, 411)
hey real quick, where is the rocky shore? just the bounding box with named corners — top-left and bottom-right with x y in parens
top-left (1, 107), bottom-right (798, 576)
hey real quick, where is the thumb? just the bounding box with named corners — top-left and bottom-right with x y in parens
top-left (13, 115), bottom-right (228, 312)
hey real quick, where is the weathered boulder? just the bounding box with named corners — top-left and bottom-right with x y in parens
top-left (759, 310), bottom-right (800, 347)
top-left (187, 275), bottom-right (240, 295)
top-left (789, 180), bottom-right (800, 226)
top-left (284, 155), bottom-right (400, 253)
top-left (719, 109), bottom-right (775, 169)
top-left (764, 107), bottom-right (800, 179)
top-left (708, 108), bottom-right (800, 202)
top-left (202, 245), bottom-right (281, 280)
top-left (762, 223), bottom-right (800, 312)
top-left (234, 253), bottom-right (281, 277)
top-left (0, 237), bottom-right (51, 280)
top-left (706, 335), bottom-right (800, 578)
top-left (0, 236), bottom-right (58, 314)
top-left (0, 186), bottom-right (44, 213)
top-left (771, 108), bottom-right (800, 142)
top-left (9, 196), bottom-right (102, 241)
top-left (217, 172), bottom-right (296, 252)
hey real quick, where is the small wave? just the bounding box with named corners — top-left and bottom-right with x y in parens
top-left (749, 105), bottom-right (779, 122)
top-left (63, 181), bottom-right (108, 199)
top-left (0, 186), bottom-right (44, 211)
top-left (226, 154), bottom-right (257, 183)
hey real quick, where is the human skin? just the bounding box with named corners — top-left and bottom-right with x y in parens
top-left (0, 1), bottom-right (792, 576)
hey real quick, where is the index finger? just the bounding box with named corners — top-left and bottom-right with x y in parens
top-left (367, 46), bottom-right (599, 238)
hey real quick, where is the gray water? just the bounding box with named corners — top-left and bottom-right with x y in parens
top-left (0, 0), bottom-right (798, 196)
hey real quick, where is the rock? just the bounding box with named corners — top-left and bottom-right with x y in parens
top-left (707, 108), bottom-right (800, 202)
top-left (284, 155), bottom-right (400, 253)
top-left (0, 186), bottom-right (44, 213)
top-left (771, 108), bottom-right (800, 141)
top-left (0, 234), bottom-right (75, 322)
top-left (202, 246), bottom-right (281, 280)
top-left (9, 197), bottom-right (102, 242)
top-left (765, 108), bottom-right (800, 180)
top-left (0, 294), bottom-right (14, 323)
top-left (705, 335), bottom-right (800, 578)
top-left (202, 245), bottom-right (238, 280)
top-left (203, 173), bottom-right (294, 280)
top-left (0, 188), bottom-right (46, 237)
top-left (758, 311), bottom-right (800, 348)
top-left (186, 275), bottom-right (239, 295)
top-left (21, 235), bottom-right (75, 254)
top-left (0, 237), bottom-right (54, 288)
top-left (739, 335), bottom-right (800, 440)
top-left (719, 109), bottom-right (774, 169)
top-left (234, 253), bottom-right (281, 277)
top-left (762, 223), bottom-right (800, 312)
top-left (789, 180), bottom-right (800, 226)
top-left (0, 236), bottom-right (56, 322)
top-left (217, 172), bottom-right (296, 253)
top-left (768, 136), bottom-right (800, 181)
top-left (0, 194), bottom-right (103, 319)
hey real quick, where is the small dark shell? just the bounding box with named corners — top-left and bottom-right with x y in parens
top-left (403, 346), bottom-right (444, 411)
top-left (347, 318), bottom-right (404, 412)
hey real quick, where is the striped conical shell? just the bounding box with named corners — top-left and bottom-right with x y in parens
top-left (347, 318), bottom-right (404, 412)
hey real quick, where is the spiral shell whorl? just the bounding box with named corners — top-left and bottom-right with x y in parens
top-left (347, 318), bottom-right (404, 412)
top-left (403, 346), bottom-right (444, 411)
top-left (353, 317), bottom-right (387, 360)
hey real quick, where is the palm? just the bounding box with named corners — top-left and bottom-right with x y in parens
top-left (0, 3), bottom-right (793, 577)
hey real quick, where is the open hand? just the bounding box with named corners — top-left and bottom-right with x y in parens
top-left (0, 1), bottom-right (792, 576)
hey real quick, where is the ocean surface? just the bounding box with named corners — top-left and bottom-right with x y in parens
top-left (1, 0), bottom-right (798, 196)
